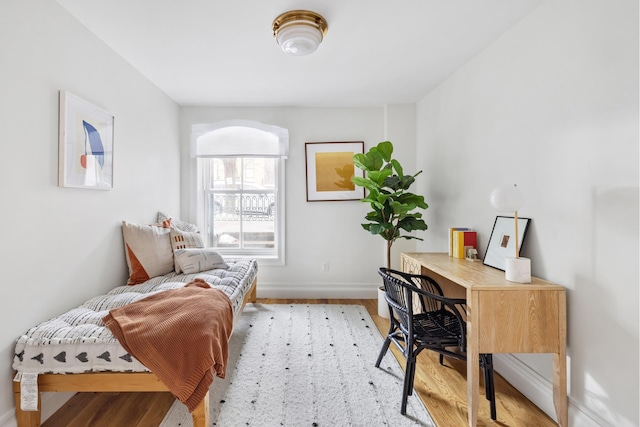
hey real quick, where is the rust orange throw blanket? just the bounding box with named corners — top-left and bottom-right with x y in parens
top-left (103, 278), bottom-right (233, 412)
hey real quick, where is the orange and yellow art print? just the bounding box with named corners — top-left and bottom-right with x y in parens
top-left (305, 141), bottom-right (365, 202)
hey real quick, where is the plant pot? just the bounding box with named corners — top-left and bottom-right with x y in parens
top-left (377, 286), bottom-right (390, 319)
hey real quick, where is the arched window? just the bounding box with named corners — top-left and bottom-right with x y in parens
top-left (192, 120), bottom-right (288, 264)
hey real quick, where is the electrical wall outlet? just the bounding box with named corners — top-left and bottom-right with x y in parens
top-left (321, 262), bottom-right (329, 272)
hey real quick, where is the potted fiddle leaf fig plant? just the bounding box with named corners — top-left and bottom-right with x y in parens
top-left (352, 141), bottom-right (429, 269)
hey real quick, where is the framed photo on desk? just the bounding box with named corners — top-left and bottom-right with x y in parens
top-left (483, 216), bottom-right (531, 271)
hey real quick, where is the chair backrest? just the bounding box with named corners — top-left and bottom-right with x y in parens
top-left (395, 271), bottom-right (451, 315)
top-left (378, 268), bottom-right (413, 331)
top-left (378, 267), bottom-right (468, 347)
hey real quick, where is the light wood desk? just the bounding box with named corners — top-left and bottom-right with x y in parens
top-left (401, 252), bottom-right (567, 427)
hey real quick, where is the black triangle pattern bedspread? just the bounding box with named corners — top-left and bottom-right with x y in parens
top-left (12, 258), bottom-right (257, 375)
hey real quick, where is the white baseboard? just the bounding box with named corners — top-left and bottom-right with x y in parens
top-left (255, 282), bottom-right (379, 299)
top-left (0, 409), bottom-right (14, 427)
top-left (0, 392), bottom-right (75, 427)
top-left (494, 354), bottom-right (605, 426)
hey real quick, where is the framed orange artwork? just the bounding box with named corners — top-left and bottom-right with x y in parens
top-left (304, 141), bottom-right (365, 202)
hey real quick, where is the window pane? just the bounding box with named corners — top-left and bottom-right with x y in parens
top-left (242, 158), bottom-right (275, 189)
top-left (209, 158), bottom-right (241, 190)
top-left (240, 195), bottom-right (274, 248)
top-left (203, 157), bottom-right (277, 251)
top-left (207, 193), bottom-right (240, 248)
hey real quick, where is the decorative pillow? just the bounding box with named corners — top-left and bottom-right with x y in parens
top-left (157, 211), bottom-right (200, 233)
top-left (170, 228), bottom-right (205, 273)
top-left (122, 219), bottom-right (174, 285)
top-left (174, 248), bottom-right (229, 274)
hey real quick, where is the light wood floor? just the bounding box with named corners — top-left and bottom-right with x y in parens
top-left (43, 299), bottom-right (557, 427)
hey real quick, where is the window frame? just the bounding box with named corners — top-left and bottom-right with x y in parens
top-left (189, 121), bottom-right (287, 266)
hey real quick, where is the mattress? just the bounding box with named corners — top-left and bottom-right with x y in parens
top-left (12, 258), bottom-right (257, 375)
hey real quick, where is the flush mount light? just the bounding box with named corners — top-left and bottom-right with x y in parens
top-left (272, 10), bottom-right (328, 56)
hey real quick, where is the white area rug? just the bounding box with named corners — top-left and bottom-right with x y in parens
top-left (160, 303), bottom-right (435, 427)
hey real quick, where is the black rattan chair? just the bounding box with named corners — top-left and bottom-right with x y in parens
top-left (375, 267), bottom-right (496, 419)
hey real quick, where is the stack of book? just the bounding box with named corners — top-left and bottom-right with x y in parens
top-left (448, 227), bottom-right (477, 259)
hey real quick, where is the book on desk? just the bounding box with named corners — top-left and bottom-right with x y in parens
top-left (449, 228), bottom-right (477, 259)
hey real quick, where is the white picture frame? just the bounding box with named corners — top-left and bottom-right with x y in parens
top-left (58, 91), bottom-right (114, 189)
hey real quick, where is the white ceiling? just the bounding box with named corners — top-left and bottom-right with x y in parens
top-left (56, 0), bottom-right (544, 107)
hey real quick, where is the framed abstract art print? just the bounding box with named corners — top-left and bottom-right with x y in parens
top-left (58, 91), bottom-right (114, 189)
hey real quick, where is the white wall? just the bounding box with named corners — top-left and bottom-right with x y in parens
top-left (2, 0), bottom-right (635, 425)
top-left (415, 0), bottom-right (638, 426)
top-left (180, 106), bottom-right (419, 297)
top-left (0, 0), bottom-right (180, 423)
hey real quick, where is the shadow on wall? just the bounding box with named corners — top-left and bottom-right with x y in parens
top-left (572, 186), bottom-right (639, 426)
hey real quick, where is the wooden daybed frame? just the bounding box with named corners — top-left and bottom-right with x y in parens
top-left (13, 277), bottom-right (257, 427)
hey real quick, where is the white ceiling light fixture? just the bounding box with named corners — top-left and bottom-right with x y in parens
top-left (272, 10), bottom-right (328, 56)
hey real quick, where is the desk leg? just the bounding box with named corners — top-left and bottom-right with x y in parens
top-left (467, 290), bottom-right (479, 427)
top-left (553, 291), bottom-right (568, 426)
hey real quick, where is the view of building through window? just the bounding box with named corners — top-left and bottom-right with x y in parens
top-left (201, 157), bottom-right (277, 251)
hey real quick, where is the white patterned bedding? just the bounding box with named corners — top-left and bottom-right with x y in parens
top-left (12, 258), bottom-right (257, 375)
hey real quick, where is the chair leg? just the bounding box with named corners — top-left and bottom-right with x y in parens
top-left (406, 355), bottom-right (418, 397)
top-left (401, 355), bottom-right (416, 415)
top-left (375, 336), bottom-right (392, 368)
top-left (439, 354), bottom-right (444, 366)
top-left (375, 319), bottom-right (397, 368)
top-left (481, 354), bottom-right (497, 421)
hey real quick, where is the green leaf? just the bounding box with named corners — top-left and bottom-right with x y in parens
top-left (389, 200), bottom-right (411, 216)
top-left (352, 176), bottom-right (378, 193)
top-left (361, 223), bottom-right (374, 232)
top-left (397, 193), bottom-right (429, 209)
top-left (365, 211), bottom-right (384, 222)
top-left (362, 192), bottom-right (385, 211)
top-left (367, 169), bottom-right (392, 186)
top-left (390, 159), bottom-right (404, 178)
top-left (353, 153), bottom-right (367, 171)
top-left (361, 195), bottom-right (378, 207)
top-left (364, 223), bottom-right (387, 236)
top-left (399, 175), bottom-right (415, 190)
top-left (354, 149), bottom-right (383, 171)
top-left (365, 148), bottom-right (384, 171)
top-left (375, 192), bottom-right (390, 205)
top-left (376, 141), bottom-right (393, 162)
top-left (397, 217), bottom-right (428, 232)
top-left (397, 235), bottom-right (424, 242)
top-left (382, 175), bottom-right (402, 191)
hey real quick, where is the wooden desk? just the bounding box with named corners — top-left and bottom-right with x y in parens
top-left (401, 252), bottom-right (567, 427)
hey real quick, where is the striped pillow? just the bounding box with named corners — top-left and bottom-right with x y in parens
top-left (174, 248), bottom-right (228, 274)
top-left (170, 228), bottom-right (205, 273)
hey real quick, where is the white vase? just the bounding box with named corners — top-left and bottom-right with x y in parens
top-left (378, 286), bottom-right (390, 319)
top-left (505, 257), bottom-right (531, 283)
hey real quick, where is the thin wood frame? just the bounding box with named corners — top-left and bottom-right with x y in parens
top-left (304, 141), bottom-right (364, 202)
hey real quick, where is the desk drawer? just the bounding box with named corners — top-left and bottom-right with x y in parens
top-left (475, 289), bottom-right (563, 354)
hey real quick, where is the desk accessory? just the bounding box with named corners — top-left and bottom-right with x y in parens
top-left (488, 184), bottom-right (531, 283)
